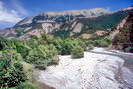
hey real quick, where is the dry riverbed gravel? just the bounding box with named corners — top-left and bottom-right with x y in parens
top-left (34, 48), bottom-right (133, 89)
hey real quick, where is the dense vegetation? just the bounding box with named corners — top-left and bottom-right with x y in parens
top-left (0, 32), bottom-right (112, 89)
top-left (0, 50), bottom-right (26, 88)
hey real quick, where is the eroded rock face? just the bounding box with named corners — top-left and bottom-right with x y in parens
top-left (34, 51), bottom-right (125, 89)
top-left (111, 11), bottom-right (133, 52)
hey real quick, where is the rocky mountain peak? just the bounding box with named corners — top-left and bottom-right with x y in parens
top-left (123, 6), bottom-right (133, 11)
top-left (41, 8), bottom-right (112, 16)
top-left (16, 8), bottom-right (111, 26)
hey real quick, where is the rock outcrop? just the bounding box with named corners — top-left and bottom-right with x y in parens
top-left (111, 9), bottom-right (133, 52)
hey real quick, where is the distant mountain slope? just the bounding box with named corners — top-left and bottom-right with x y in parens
top-left (16, 8), bottom-right (111, 26)
top-left (0, 8), bottom-right (132, 38)
top-left (111, 9), bottom-right (133, 52)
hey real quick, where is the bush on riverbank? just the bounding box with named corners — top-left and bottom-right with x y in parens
top-left (71, 45), bottom-right (84, 58)
top-left (83, 37), bottom-right (112, 48)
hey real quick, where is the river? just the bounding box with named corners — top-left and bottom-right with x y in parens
top-left (33, 47), bottom-right (133, 89)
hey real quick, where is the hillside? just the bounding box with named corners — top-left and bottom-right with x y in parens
top-left (111, 9), bottom-right (133, 52)
top-left (0, 8), bottom-right (132, 38)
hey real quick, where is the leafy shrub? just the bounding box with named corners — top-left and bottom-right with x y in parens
top-left (61, 39), bottom-right (75, 55)
top-left (87, 37), bottom-right (112, 47)
top-left (0, 50), bottom-right (26, 88)
top-left (0, 62), bottom-right (26, 88)
top-left (26, 44), bottom-right (59, 70)
top-left (87, 44), bottom-right (94, 50)
top-left (15, 43), bottom-right (31, 58)
top-left (77, 39), bottom-right (87, 51)
top-left (0, 37), bottom-right (8, 50)
top-left (98, 38), bottom-right (112, 47)
top-left (98, 40), bottom-right (109, 47)
top-left (59, 38), bottom-right (86, 55)
top-left (71, 45), bottom-right (84, 58)
top-left (21, 62), bottom-right (33, 81)
top-left (50, 37), bottom-right (63, 54)
top-left (16, 82), bottom-right (37, 89)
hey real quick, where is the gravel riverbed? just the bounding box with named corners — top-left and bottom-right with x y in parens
top-left (34, 48), bottom-right (133, 89)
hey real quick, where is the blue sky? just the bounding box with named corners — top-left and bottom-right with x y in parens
top-left (0, 0), bottom-right (132, 29)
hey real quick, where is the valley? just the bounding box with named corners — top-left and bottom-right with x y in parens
top-left (0, 5), bottom-right (133, 89)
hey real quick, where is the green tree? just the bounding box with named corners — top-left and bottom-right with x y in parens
top-left (26, 44), bottom-right (59, 70)
top-left (0, 50), bottom-right (26, 88)
top-left (71, 45), bottom-right (84, 58)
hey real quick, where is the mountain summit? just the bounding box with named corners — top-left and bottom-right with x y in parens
top-left (16, 8), bottom-right (111, 26)
top-left (38, 8), bottom-right (111, 17)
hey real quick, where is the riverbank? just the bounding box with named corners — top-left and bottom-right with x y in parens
top-left (91, 47), bottom-right (133, 88)
top-left (33, 48), bottom-right (133, 89)
top-left (91, 47), bottom-right (133, 71)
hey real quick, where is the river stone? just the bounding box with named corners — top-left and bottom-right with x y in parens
top-left (34, 52), bottom-right (124, 89)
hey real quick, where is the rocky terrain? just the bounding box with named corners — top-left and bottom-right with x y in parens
top-left (0, 7), bottom-right (132, 38)
top-left (111, 9), bottom-right (133, 52)
top-left (33, 48), bottom-right (133, 89)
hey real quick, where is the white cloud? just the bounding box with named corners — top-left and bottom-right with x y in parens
top-left (11, 0), bottom-right (28, 16)
top-left (0, 1), bottom-right (22, 23)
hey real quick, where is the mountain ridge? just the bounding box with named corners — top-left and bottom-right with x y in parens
top-left (0, 7), bottom-right (132, 38)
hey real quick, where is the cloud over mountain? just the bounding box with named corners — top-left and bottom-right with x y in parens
top-left (0, 1), bottom-right (22, 23)
top-left (10, 0), bottom-right (28, 16)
